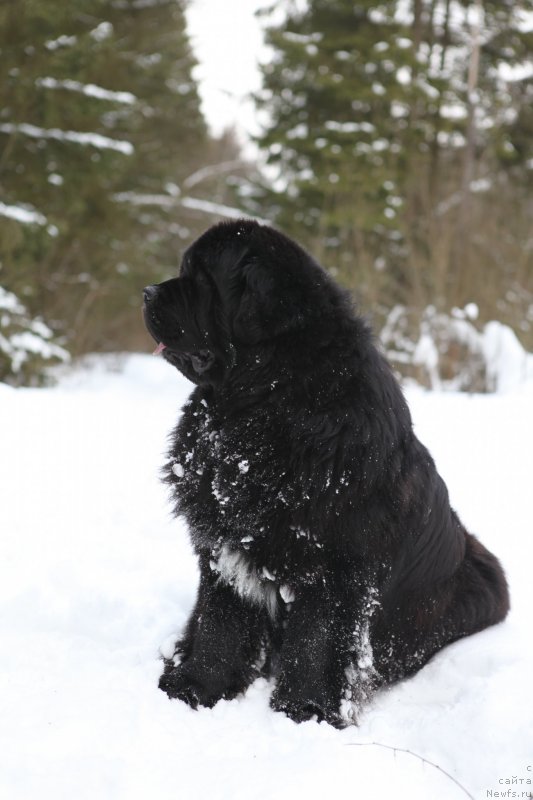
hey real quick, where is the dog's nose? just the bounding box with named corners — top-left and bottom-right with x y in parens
top-left (143, 285), bottom-right (158, 303)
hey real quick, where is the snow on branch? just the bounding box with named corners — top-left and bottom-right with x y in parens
top-left (0, 201), bottom-right (47, 226)
top-left (36, 77), bottom-right (136, 105)
top-left (0, 201), bottom-right (58, 236)
top-left (45, 34), bottom-right (77, 51)
top-left (0, 122), bottom-right (134, 155)
top-left (89, 21), bottom-right (113, 42)
top-left (113, 191), bottom-right (176, 207)
top-left (0, 287), bottom-right (69, 385)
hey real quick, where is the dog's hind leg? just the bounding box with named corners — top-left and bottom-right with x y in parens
top-left (372, 532), bottom-right (510, 684)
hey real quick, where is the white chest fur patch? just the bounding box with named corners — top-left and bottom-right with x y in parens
top-left (211, 544), bottom-right (280, 617)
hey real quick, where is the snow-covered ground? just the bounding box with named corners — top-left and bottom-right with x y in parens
top-left (1, 354), bottom-right (532, 800)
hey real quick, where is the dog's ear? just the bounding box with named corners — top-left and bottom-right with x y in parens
top-left (232, 259), bottom-right (307, 343)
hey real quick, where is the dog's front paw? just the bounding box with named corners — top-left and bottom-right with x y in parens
top-left (270, 685), bottom-right (345, 727)
top-left (159, 662), bottom-right (251, 709)
top-left (159, 666), bottom-right (211, 708)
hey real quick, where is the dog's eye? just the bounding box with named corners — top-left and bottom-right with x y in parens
top-left (195, 270), bottom-right (217, 299)
top-left (180, 263), bottom-right (188, 278)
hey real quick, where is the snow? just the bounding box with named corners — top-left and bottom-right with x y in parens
top-left (45, 34), bottom-right (77, 51)
top-left (113, 191), bottom-right (178, 207)
top-left (7, 331), bottom-right (66, 367)
top-left (283, 32), bottom-right (323, 45)
top-left (0, 286), bottom-right (25, 314)
top-left (396, 66), bottom-right (412, 85)
top-left (498, 62), bottom-right (533, 83)
top-left (517, 9), bottom-right (533, 32)
top-left (0, 287), bottom-right (70, 373)
top-left (0, 200), bottom-right (47, 227)
top-left (1, 353), bottom-right (532, 800)
top-left (171, 462), bottom-right (185, 478)
top-left (90, 21), bottom-right (113, 42)
top-left (0, 201), bottom-right (58, 237)
top-left (279, 585), bottom-right (295, 604)
top-left (482, 322), bottom-right (532, 393)
top-left (37, 77), bottom-right (136, 105)
top-left (325, 120), bottom-right (376, 134)
top-left (0, 122), bottom-right (134, 155)
top-left (413, 332), bottom-right (441, 389)
top-left (411, 310), bottom-right (533, 393)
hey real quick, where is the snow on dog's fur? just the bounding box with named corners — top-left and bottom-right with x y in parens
top-left (143, 219), bottom-right (509, 726)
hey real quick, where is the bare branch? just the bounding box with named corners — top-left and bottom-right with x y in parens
top-left (345, 741), bottom-right (474, 800)
top-left (113, 190), bottom-right (269, 224)
top-left (183, 160), bottom-right (247, 190)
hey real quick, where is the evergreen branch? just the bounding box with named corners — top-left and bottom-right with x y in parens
top-left (0, 122), bottom-right (133, 155)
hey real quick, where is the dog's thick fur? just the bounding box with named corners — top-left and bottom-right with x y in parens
top-left (143, 219), bottom-right (509, 726)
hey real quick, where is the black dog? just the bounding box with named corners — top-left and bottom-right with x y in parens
top-left (143, 220), bottom-right (509, 726)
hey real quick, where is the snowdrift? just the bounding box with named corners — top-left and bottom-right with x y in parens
top-left (1, 355), bottom-right (531, 800)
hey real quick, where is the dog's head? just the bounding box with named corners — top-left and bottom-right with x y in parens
top-left (143, 219), bottom-right (344, 384)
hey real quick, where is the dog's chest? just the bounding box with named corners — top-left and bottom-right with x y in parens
top-left (210, 543), bottom-right (296, 616)
top-left (167, 395), bottom-right (329, 602)
top-left (168, 397), bottom-right (291, 537)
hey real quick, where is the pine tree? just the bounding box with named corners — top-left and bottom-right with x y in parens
top-left (0, 0), bottom-right (213, 362)
top-left (0, 285), bottom-right (69, 386)
top-left (255, 0), bottom-right (446, 307)
top-left (254, 0), bottom-right (533, 349)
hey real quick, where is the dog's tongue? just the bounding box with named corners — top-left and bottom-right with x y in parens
top-left (153, 342), bottom-right (166, 356)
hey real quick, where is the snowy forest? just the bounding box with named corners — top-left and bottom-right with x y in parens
top-left (1, 0), bottom-right (532, 388)
top-left (2, 5), bottom-right (533, 799)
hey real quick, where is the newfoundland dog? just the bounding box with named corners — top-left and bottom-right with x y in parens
top-left (143, 219), bottom-right (509, 726)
